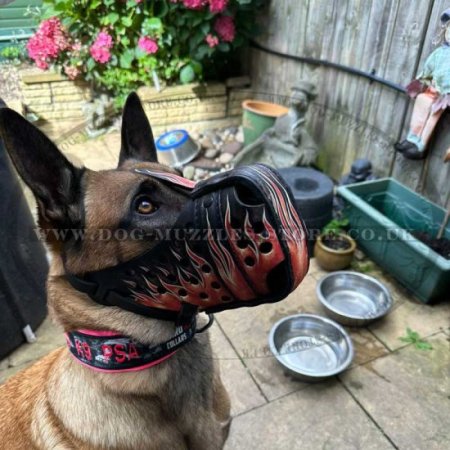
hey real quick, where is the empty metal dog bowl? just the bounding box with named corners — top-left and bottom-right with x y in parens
top-left (156, 130), bottom-right (200, 168)
top-left (269, 314), bottom-right (353, 382)
top-left (317, 271), bottom-right (393, 327)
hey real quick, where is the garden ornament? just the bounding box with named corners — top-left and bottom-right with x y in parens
top-left (233, 83), bottom-right (319, 168)
top-left (339, 159), bottom-right (377, 185)
top-left (395, 8), bottom-right (450, 160)
top-left (82, 94), bottom-right (113, 138)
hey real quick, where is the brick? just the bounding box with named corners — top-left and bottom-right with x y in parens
top-left (52, 102), bottom-right (85, 111)
top-left (228, 107), bottom-right (244, 116)
top-left (28, 104), bottom-right (55, 113)
top-left (23, 97), bottom-right (53, 106)
top-left (51, 86), bottom-right (91, 96)
top-left (38, 110), bottom-right (84, 120)
top-left (138, 82), bottom-right (226, 101)
top-left (22, 88), bottom-right (51, 98)
top-left (49, 80), bottom-right (89, 89)
top-left (21, 71), bottom-right (66, 84)
top-left (20, 82), bottom-right (51, 91)
top-left (52, 93), bottom-right (87, 102)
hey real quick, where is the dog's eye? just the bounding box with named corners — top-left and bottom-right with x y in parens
top-left (135, 196), bottom-right (156, 215)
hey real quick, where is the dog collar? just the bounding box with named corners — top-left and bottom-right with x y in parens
top-left (65, 314), bottom-right (202, 373)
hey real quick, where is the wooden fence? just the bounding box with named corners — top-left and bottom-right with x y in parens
top-left (246, 0), bottom-right (450, 208)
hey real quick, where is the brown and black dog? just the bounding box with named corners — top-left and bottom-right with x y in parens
top-left (0, 93), bottom-right (231, 449)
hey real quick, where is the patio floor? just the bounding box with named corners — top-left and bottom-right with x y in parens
top-left (1, 129), bottom-right (449, 449)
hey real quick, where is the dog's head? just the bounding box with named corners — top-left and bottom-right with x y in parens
top-left (0, 93), bottom-right (189, 275)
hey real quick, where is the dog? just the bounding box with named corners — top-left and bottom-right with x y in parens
top-left (0, 93), bottom-right (231, 449)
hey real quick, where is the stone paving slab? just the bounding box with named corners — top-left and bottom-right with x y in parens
top-left (341, 333), bottom-right (450, 450)
top-left (0, 317), bottom-right (64, 384)
top-left (217, 274), bottom-right (389, 401)
top-left (209, 323), bottom-right (267, 416)
top-left (225, 380), bottom-right (394, 450)
top-left (368, 296), bottom-right (450, 351)
top-left (63, 131), bottom-right (120, 171)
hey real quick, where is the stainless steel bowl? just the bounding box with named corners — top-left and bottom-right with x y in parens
top-left (317, 271), bottom-right (393, 327)
top-left (156, 130), bottom-right (200, 168)
top-left (269, 314), bottom-right (354, 382)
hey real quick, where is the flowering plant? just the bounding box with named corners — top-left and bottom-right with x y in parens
top-left (28, 0), bottom-right (265, 103)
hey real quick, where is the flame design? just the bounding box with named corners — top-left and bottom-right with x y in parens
top-left (125, 165), bottom-right (308, 313)
top-left (225, 198), bottom-right (284, 295)
top-left (205, 211), bottom-right (255, 300)
top-left (135, 168), bottom-right (196, 189)
top-left (251, 166), bottom-right (309, 286)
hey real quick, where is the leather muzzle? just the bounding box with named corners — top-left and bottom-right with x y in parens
top-left (66, 164), bottom-right (309, 321)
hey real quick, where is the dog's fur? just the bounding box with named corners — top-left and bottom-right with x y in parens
top-left (0, 94), bottom-right (231, 449)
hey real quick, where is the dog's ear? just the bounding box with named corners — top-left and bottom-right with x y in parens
top-left (0, 108), bottom-right (84, 228)
top-left (119, 92), bottom-right (157, 166)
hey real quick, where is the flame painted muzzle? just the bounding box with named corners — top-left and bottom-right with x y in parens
top-left (66, 164), bottom-right (309, 321)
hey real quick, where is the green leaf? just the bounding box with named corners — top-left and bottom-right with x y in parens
top-left (144, 17), bottom-right (163, 32)
top-left (154, 1), bottom-right (169, 17)
top-left (110, 54), bottom-right (118, 67)
top-left (190, 60), bottom-right (202, 75)
top-left (107, 12), bottom-right (119, 25)
top-left (86, 58), bottom-right (96, 72)
top-left (200, 22), bottom-right (210, 35)
top-left (217, 43), bottom-right (230, 52)
top-left (119, 49), bottom-right (135, 69)
top-left (195, 44), bottom-right (210, 60)
top-left (120, 36), bottom-right (130, 47)
top-left (416, 341), bottom-right (433, 350)
top-left (180, 64), bottom-right (196, 84)
top-left (121, 16), bottom-right (133, 27)
top-left (135, 47), bottom-right (147, 59)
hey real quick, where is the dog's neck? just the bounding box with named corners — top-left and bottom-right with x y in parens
top-left (47, 252), bottom-right (183, 349)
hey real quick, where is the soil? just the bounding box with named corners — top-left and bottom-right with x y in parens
top-left (413, 232), bottom-right (450, 260)
top-left (322, 235), bottom-right (352, 251)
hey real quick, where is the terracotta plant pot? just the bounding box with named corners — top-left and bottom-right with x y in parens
top-left (242, 100), bottom-right (288, 146)
top-left (314, 233), bottom-right (356, 271)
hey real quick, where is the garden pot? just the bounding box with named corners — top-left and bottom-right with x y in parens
top-left (337, 178), bottom-right (450, 304)
top-left (314, 233), bottom-right (356, 271)
top-left (242, 100), bottom-right (288, 146)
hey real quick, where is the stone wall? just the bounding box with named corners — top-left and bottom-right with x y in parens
top-left (19, 71), bottom-right (251, 137)
top-left (20, 69), bottom-right (92, 121)
top-left (137, 80), bottom-right (250, 134)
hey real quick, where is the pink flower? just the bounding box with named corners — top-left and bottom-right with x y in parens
top-left (214, 15), bottom-right (235, 42)
top-left (208, 0), bottom-right (228, 13)
top-left (64, 65), bottom-right (81, 80)
top-left (27, 17), bottom-right (70, 70)
top-left (206, 33), bottom-right (219, 48)
top-left (182, 0), bottom-right (207, 9)
top-left (90, 31), bottom-right (113, 64)
top-left (138, 36), bottom-right (159, 54)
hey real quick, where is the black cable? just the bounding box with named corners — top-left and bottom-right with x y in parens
top-left (250, 40), bottom-right (407, 94)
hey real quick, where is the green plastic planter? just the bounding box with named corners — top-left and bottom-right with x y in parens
top-left (242, 100), bottom-right (288, 146)
top-left (337, 178), bottom-right (450, 304)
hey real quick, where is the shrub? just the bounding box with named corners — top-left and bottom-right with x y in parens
top-left (27, 0), bottom-right (265, 104)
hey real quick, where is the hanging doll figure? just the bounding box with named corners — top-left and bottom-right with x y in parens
top-left (395, 8), bottom-right (450, 160)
